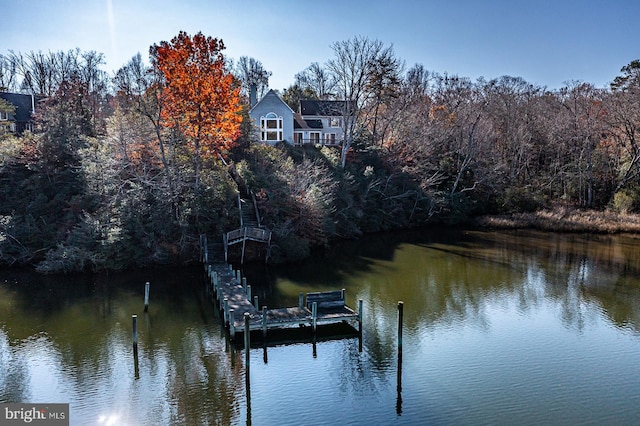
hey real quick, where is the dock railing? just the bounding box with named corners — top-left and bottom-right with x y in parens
top-left (226, 227), bottom-right (271, 246)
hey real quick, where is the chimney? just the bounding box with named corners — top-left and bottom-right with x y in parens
top-left (249, 84), bottom-right (257, 108)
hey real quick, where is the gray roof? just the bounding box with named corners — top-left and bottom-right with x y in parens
top-left (0, 92), bottom-right (35, 123)
top-left (299, 100), bottom-right (347, 116)
top-left (249, 89), bottom-right (294, 114)
top-left (305, 119), bottom-right (323, 129)
top-left (293, 113), bottom-right (323, 130)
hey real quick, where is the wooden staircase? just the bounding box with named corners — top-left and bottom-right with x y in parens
top-left (240, 197), bottom-right (258, 228)
top-left (223, 192), bottom-right (271, 264)
top-left (200, 235), bottom-right (225, 264)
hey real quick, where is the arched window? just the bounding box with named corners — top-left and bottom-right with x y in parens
top-left (260, 112), bottom-right (283, 142)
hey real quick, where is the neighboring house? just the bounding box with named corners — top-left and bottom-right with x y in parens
top-left (0, 92), bottom-right (38, 134)
top-left (248, 89), bottom-right (347, 147)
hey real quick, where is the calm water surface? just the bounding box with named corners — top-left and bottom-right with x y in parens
top-left (2, 228), bottom-right (640, 425)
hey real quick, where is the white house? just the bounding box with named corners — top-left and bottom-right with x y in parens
top-left (248, 89), bottom-right (294, 144)
top-left (248, 89), bottom-right (347, 147)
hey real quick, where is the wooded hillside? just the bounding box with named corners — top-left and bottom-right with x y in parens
top-left (1, 34), bottom-right (639, 272)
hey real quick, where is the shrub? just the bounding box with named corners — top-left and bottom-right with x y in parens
top-left (611, 189), bottom-right (638, 213)
top-left (497, 186), bottom-right (543, 213)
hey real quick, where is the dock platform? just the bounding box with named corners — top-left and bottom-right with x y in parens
top-left (201, 235), bottom-right (362, 340)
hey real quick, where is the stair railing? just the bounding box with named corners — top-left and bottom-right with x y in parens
top-left (237, 192), bottom-right (243, 228)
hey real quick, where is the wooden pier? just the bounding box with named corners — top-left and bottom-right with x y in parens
top-left (201, 235), bottom-right (362, 341)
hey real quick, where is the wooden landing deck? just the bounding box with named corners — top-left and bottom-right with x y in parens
top-left (203, 261), bottom-right (362, 340)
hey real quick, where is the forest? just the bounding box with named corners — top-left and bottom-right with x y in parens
top-left (0, 32), bottom-right (639, 273)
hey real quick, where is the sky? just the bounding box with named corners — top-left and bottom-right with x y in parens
top-left (3, 0), bottom-right (639, 91)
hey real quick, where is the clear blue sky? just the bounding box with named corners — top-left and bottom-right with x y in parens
top-left (4, 0), bottom-right (639, 91)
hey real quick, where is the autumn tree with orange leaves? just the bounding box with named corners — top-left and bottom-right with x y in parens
top-left (151, 31), bottom-right (242, 188)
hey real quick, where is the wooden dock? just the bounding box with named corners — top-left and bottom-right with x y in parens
top-left (201, 235), bottom-right (362, 341)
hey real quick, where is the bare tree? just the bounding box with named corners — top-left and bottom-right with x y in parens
top-left (405, 64), bottom-right (433, 98)
top-left (0, 54), bottom-right (17, 91)
top-left (327, 36), bottom-right (390, 167)
top-left (7, 49), bottom-right (108, 97)
top-left (294, 62), bottom-right (335, 99)
top-left (233, 56), bottom-right (271, 100)
top-left (606, 60), bottom-right (640, 194)
top-left (557, 81), bottom-right (607, 207)
top-left (374, 65), bottom-right (446, 218)
top-left (10, 50), bottom-right (56, 95)
top-left (113, 53), bottom-right (176, 213)
top-left (482, 76), bottom-right (542, 186)
top-left (281, 83), bottom-right (318, 111)
top-left (51, 49), bottom-right (80, 88)
top-left (429, 75), bottom-right (497, 203)
top-left (364, 47), bottom-right (404, 146)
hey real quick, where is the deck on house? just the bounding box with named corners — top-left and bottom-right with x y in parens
top-left (201, 235), bottom-right (362, 340)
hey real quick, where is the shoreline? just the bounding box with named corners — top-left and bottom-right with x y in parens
top-left (5, 207), bottom-right (640, 275)
top-left (473, 207), bottom-right (640, 234)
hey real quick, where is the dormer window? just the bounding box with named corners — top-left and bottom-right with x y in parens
top-left (260, 112), bottom-right (283, 142)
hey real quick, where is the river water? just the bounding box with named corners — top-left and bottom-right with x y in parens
top-left (1, 228), bottom-right (640, 425)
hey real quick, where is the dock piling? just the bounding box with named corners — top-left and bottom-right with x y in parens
top-left (262, 306), bottom-right (267, 338)
top-left (397, 302), bottom-right (404, 415)
top-left (144, 282), bottom-right (150, 312)
top-left (397, 301), bottom-right (404, 351)
top-left (244, 312), bottom-right (251, 387)
top-left (299, 292), bottom-right (303, 309)
top-left (133, 350), bottom-right (139, 379)
top-left (312, 301), bottom-right (318, 333)
top-left (132, 314), bottom-right (139, 378)
top-left (254, 295), bottom-right (258, 308)
top-left (358, 299), bottom-right (363, 352)
top-left (132, 314), bottom-right (138, 346)
top-left (230, 309), bottom-right (235, 339)
top-left (132, 315), bottom-right (138, 357)
top-left (223, 298), bottom-right (229, 325)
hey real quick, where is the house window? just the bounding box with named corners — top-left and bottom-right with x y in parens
top-left (324, 133), bottom-right (336, 145)
top-left (294, 132), bottom-right (304, 145)
top-left (0, 111), bottom-right (9, 121)
top-left (330, 117), bottom-right (341, 127)
top-left (260, 112), bottom-right (283, 142)
top-left (309, 132), bottom-right (320, 144)
top-left (0, 121), bottom-right (15, 133)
